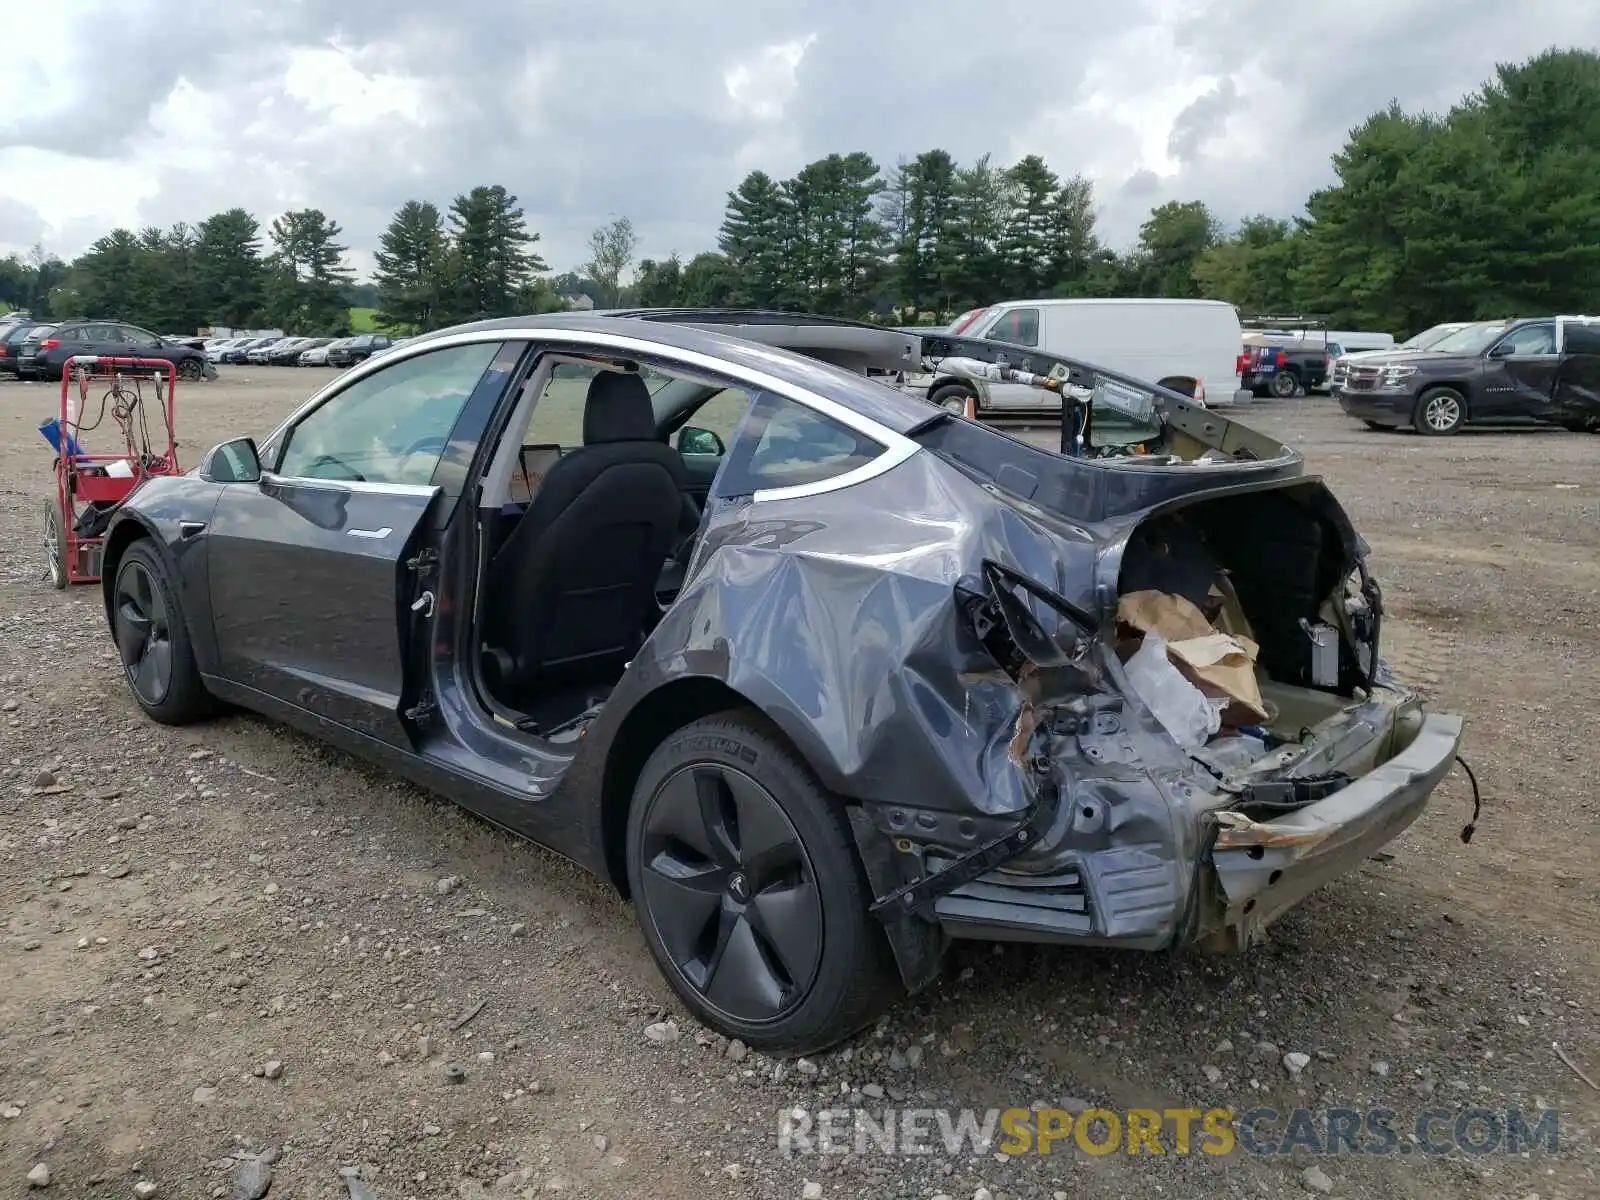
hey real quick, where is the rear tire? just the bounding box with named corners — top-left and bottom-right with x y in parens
top-left (1270, 369), bottom-right (1300, 398)
top-left (626, 709), bottom-right (901, 1053)
top-left (112, 540), bottom-right (217, 725)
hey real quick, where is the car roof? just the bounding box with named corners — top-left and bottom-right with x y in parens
top-left (403, 309), bottom-right (935, 435)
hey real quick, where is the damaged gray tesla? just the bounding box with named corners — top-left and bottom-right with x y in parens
top-left (97, 309), bottom-right (1471, 1053)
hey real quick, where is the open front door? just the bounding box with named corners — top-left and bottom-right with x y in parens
top-left (208, 476), bottom-right (441, 748)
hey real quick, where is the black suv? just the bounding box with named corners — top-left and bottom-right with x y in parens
top-left (16, 320), bottom-right (211, 381)
top-left (325, 333), bottom-right (391, 367)
top-left (1334, 316), bottom-right (1600, 435)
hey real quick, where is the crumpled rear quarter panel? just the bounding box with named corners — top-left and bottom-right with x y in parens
top-left (635, 448), bottom-right (1098, 818)
top-left (591, 447), bottom-right (1206, 949)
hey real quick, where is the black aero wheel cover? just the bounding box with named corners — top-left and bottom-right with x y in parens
top-left (114, 557), bottom-right (173, 707)
top-left (637, 762), bottom-right (824, 1025)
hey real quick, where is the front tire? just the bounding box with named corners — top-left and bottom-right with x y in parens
top-left (1414, 387), bottom-right (1465, 436)
top-left (177, 358), bottom-right (204, 381)
top-left (112, 540), bottom-right (216, 725)
top-left (43, 497), bottom-right (67, 589)
top-left (626, 709), bottom-right (900, 1053)
top-left (928, 382), bottom-right (977, 417)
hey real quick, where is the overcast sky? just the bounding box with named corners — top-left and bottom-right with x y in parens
top-left (1, 1), bottom-right (1595, 280)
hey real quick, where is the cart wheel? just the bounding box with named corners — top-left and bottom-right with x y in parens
top-left (43, 497), bottom-right (68, 589)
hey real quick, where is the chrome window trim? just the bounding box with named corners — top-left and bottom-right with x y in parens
top-left (258, 471), bottom-right (440, 499)
top-left (262, 326), bottom-right (920, 502)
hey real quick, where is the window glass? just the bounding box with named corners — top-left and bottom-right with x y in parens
top-left (985, 307), bottom-right (1040, 347)
top-left (680, 388), bottom-right (755, 451)
top-left (525, 362), bottom-right (602, 449)
top-left (277, 341), bottom-right (500, 485)
top-left (1496, 322), bottom-right (1555, 356)
top-left (714, 393), bottom-right (885, 496)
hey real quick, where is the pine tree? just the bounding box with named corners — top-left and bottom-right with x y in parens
top-left (446, 185), bottom-right (546, 321)
top-left (373, 200), bottom-right (447, 332)
top-left (194, 208), bottom-right (266, 328)
top-left (718, 171), bottom-right (788, 307)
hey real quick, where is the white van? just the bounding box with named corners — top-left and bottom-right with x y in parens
top-left (914, 298), bottom-right (1252, 412)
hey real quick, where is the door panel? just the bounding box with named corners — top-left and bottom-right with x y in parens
top-left (208, 478), bottom-right (439, 746)
top-left (977, 308), bottom-right (1050, 410)
top-left (1480, 322), bottom-right (1557, 419)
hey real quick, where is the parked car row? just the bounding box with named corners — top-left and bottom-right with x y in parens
top-left (0, 317), bottom-right (213, 381)
top-left (205, 332), bottom-right (410, 368)
top-left (1332, 315), bottom-right (1600, 434)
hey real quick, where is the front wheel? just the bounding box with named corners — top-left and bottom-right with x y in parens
top-left (1414, 387), bottom-right (1466, 436)
top-left (928, 382), bottom-right (977, 417)
top-left (626, 710), bottom-right (901, 1053)
top-left (177, 358), bottom-right (204, 381)
top-left (43, 496), bottom-right (67, 589)
top-left (113, 540), bottom-right (217, 724)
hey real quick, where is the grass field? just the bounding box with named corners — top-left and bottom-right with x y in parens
top-left (348, 306), bottom-right (379, 332)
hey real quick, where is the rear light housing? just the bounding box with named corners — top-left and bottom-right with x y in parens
top-left (40, 337), bottom-right (60, 350)
top-left (1274, 350), bottom-right (1287, 368)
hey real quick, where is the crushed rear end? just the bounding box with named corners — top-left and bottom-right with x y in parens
top-left (849, 372), bottom-right (1468, 963)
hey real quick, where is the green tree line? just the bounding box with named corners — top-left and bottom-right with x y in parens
top-left (2, 47), bottom-right (1594, 337)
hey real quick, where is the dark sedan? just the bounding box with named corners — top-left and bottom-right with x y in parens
top-left (17, 320), bottom-right (211, 381)
top-left (324, 332), bottom-right (392, 367)
top-left (270, 336), bottom-right (332, 365)
top-left (217, 337), bottom-right (277, 364)
top-left (94, 310), bottom-right (1468, 1051)
top-left (1334, 316), bottom-right (1600, 434)
top-left (0, 321), bottom-right (52, 376)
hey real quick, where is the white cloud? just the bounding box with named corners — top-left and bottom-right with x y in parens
top-left (0, 0), bottom-right (1595, 271)
top-left (724, 34), bottom-right (817, 120)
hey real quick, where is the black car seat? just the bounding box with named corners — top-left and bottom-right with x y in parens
top-left (483, 370), bottom-right (685, 698)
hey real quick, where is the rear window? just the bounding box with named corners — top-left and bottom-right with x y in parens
top-left (714, 393), bottom-right (885, 497)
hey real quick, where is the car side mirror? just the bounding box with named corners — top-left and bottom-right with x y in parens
top-left (202, 436), bottom-right (262, 483)
top-left (676, 426), bottom-right (725, 456)
top-left (1488, 343), bottom-right (1513, 359)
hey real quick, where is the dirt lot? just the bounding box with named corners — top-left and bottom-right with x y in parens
top-left (1, 370), bottom-right (1596, 1200)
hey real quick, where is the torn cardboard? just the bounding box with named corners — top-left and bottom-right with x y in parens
top-left (1117, 589), bottom-right (1268, 725)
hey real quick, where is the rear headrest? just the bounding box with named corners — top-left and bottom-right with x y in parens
top-left (583, 371), bottom-right (655, 444)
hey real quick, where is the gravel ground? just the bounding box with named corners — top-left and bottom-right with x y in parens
top-left (1, 370), bottom-right (1596, 1200)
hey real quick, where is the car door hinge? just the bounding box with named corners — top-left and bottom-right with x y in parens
top-left (404, 690), bottom-right (437, 727)
top-left (406, 547), bottom-right (439, 577)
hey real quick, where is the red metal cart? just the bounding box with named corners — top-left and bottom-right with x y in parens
top-left (44, 356), bottom-right (181, 588)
